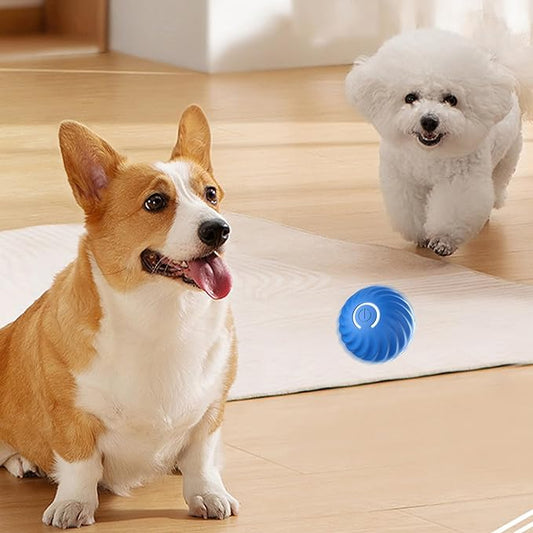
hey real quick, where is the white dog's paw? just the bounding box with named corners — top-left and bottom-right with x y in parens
top-left (42, 500), bottom-right (96, 529)
top-left (188, 491), bottom-right (239, 520)
top-left (427, 236), bottom-right (457, 256)
top-left (493, 193), bottom-right (507, 209)
top-left (4, 454), bottom-right (43, 479)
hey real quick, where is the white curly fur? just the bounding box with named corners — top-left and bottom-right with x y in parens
top-left (346, 28), bottom-right (527, 256)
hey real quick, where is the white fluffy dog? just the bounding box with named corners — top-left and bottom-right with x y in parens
top-left (346, 28), bottom-right (528, 256)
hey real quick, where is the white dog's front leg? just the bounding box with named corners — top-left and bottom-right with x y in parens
top-left (424, 169), bottom-right (494, 256)
top-left (42, 450), bottom-right (102, 529)
top-left (380, 169), bottom-right (429, 246)
top-left (178, 422), bottom-right (239, 520)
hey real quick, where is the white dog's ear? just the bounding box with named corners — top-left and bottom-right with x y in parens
top-left (345, 56), bottom-right (384, 120)
top-left (345, 56), bottom-right (368, 109)
top-left (474, 60), bottom-right (515, 125)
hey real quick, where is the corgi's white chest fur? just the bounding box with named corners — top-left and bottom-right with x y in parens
top-left (75, 261), bottom-right (231, 494)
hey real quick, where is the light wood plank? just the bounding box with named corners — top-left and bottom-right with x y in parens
top-left (0, 445), bottom-right (457, 533)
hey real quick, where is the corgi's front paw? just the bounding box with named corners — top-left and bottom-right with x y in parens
top-left (42, 500), bottom-right (96, 529)
top-left (427, 236), bottom-right (458, 256)
top-left (188, 491), bottom-right (239, 520)
top-left (4, 454), bottom-right (42, 478)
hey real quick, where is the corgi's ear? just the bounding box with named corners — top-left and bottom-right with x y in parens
top-left (59, 121), bottom-right (125, 213)
top-left (170, 104), bottom-right (212, 173)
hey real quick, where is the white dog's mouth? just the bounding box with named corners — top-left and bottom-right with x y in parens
top-left (416, 132), bottom-right (444, 147)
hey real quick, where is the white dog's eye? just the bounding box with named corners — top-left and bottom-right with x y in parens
top-left (443, 94), bottom-right (458, 107)
top-left (404, 93), bottom-right (418, 104)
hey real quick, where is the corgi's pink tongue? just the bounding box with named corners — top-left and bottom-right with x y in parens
top-left (187, 253), bottom-right (232, 300)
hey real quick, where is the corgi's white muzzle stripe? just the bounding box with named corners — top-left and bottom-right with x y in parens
top-left (154, 160), bottom-right (229, 261)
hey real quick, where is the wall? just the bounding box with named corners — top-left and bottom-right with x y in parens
top-left (109, 0), bottom-right (532, 73)
top-left (110, 0), bottom-right (208, 72)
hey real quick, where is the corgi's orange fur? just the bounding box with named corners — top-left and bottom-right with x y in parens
top-left (0, 105), bottom-right (238, 528)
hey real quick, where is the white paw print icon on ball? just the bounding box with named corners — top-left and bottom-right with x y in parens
top-left (338, 286), bottom-right (415, 363)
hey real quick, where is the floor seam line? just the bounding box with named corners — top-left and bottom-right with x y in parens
top-left (399, 508), bottom-right (464, 532)
top-left (225, 443), bottom-right (304, 474)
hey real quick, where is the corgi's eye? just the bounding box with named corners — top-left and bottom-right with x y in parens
top-left (205, 186), bottom-right (218, 205)
top-left (144, 193), bottom-right (168, 212)
top-left (405, 93), bottom-right (418, 104)
top-left (443, 94), bottom-right (458, 106)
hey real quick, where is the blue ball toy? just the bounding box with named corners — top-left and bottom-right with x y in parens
top-left (338, 285), bottom-right (415, 363)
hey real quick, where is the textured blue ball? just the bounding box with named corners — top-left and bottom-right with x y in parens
top-left (338, 285), bottom-right (415, 363)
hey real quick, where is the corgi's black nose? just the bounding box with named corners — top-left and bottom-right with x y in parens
top-left (420, 114), bottom-right (439, 132)
top-left (198, 220), bottom-right (230, 248)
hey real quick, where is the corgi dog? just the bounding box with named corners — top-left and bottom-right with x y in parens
top-left (0, 105), bottom-right (239, 528)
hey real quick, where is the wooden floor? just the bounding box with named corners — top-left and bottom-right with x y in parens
top-left (1, 50), bottom-right (533, 532)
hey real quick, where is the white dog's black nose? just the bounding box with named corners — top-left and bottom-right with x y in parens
top-left (420, 114), bottom-right (439, 132)
top-left (198, 220), bottom-right (230, 248)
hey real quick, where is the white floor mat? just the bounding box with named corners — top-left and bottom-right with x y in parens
top-left (0, 214), bottom-right (531, 400)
